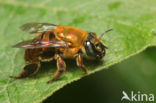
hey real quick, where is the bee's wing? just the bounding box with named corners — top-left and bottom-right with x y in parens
top-left (20, 22), bottom-right (57, 34)
top-left (13, 40), bottom-right (68, 49)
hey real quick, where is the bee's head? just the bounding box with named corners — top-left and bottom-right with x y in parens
top-left (84, 32), bottom-right (107, 59)
top-left (84, 29), bottom-right (112, 59)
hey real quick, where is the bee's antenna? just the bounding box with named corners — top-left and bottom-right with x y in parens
top-left (99, 29), bottom-right (113, 38)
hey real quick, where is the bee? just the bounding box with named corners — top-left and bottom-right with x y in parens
top-left (10, 23), bottom-right (112, 83)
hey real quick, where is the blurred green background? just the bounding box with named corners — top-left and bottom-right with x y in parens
top-left (0, 0), bottom-right (156, 103)
top-left (44, 47), bottom-right (156, 103)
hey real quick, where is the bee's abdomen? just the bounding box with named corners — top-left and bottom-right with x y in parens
top-left (40, 48), bottom-right (55, 61)
top-left (24, 48), bottom-right (42, 62)
top-left (24, 48), bottom-right (56, 62)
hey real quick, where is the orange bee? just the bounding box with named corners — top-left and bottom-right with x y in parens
top-left (10, 23), bottom-right (112, 83)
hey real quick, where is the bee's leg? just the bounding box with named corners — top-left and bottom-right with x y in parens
top-left (10, 62), bottom-right (40, 79)
top-left (47, 55), bottom-right (66, 84)
top-left (76, 53), bottom-right (88, 74)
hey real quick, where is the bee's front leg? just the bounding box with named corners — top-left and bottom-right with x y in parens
top-left (76, 53), bottom-right (88, 74)
top-left (10, 62), bottom-right (40, 79)
top-left (47, 55), bottom-right (66, 84)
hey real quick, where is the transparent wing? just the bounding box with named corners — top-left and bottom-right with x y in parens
top-left (13, 40), bottom-right (68, 49)
top-left (20, 22), bottom-right (57, 34)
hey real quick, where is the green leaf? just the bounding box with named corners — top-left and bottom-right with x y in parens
top-left (0, 0), bottom-right (156, 103)
top-left (44, 47), bottom-right (156, 103)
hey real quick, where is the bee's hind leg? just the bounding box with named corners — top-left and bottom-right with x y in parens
top-left (47, 55), bottom-right (66, 84)
top-left (10, 62), bottom-right (40, 79)
top-left (76, 53), bottom-right (88, 74)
